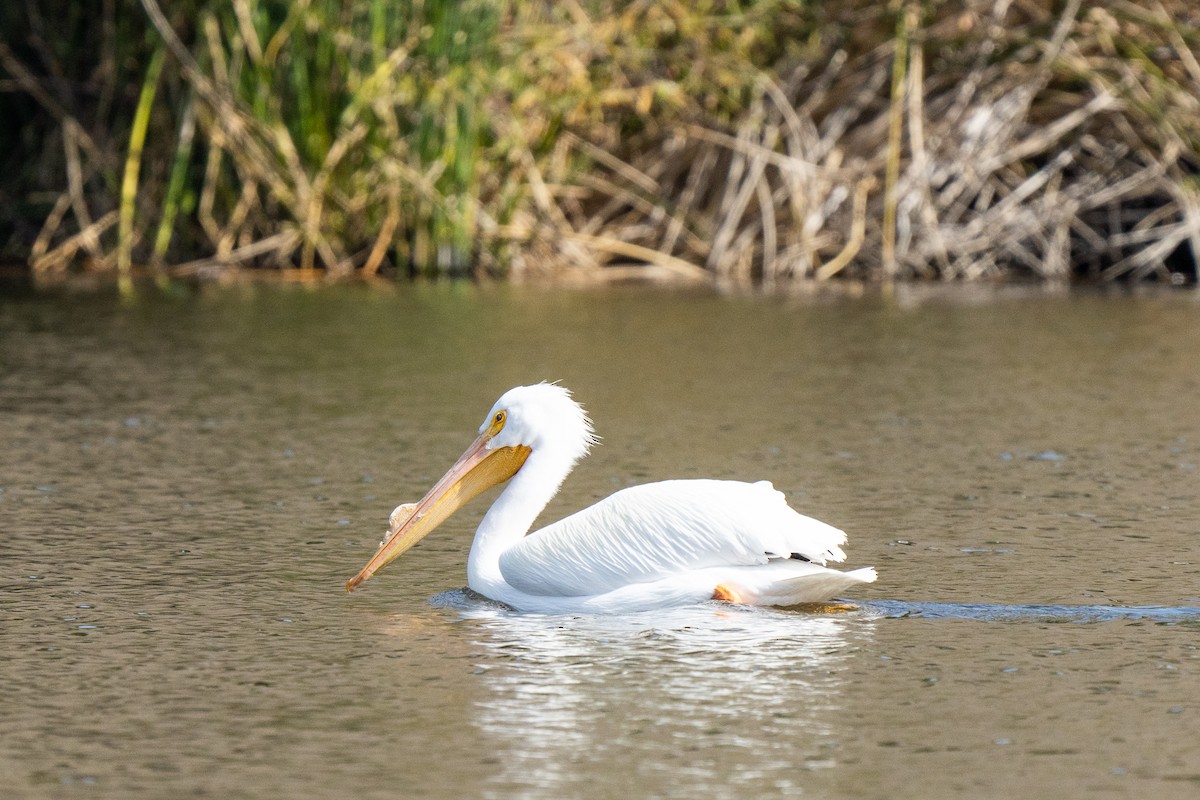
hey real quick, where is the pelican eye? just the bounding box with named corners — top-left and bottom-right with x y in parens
top-left (487, 409), bottom-right (507, 436)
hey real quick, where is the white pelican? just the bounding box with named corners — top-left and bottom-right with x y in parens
top-left (346, 383), bottom-right (875, 613)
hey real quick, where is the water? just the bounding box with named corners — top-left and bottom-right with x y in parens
top-left (3, 282), bottom-right (1200, 798)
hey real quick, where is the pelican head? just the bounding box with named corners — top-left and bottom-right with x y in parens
top-left (487, 383), bottom-right (596, 464)
top-left (345, 383), bottom-right (594, 591)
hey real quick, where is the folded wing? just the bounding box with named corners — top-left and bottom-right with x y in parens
top-left (498, 479), bottom-right (848, 597)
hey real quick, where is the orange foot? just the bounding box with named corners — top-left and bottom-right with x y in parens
top-left (712, 583), bottom-right (743, 603)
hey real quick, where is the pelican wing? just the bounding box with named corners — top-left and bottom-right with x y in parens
top-left (498, 479), bottom-right (847, 597)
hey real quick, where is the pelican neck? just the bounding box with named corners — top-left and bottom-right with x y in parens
top-left (466, 445), bottom-right (575, 589)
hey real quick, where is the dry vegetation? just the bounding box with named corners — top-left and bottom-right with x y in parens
top-left (3, 0), bottom-right (1199, 286)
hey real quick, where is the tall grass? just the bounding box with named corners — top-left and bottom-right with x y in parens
top-left (136, 0), bottom-right (503, 277)
top-left (4, 0), bottom-right (504, 279)
top-left (3, 1), bottom-right (1199, 284)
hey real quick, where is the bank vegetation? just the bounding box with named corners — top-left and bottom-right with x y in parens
top-left (2, 0), bottom-right (1199, 286)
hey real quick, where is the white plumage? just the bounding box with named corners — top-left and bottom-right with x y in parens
top-left (347, 383), bottom-right (876, 613)
top-left (501, 479), bottom-right (847, 596)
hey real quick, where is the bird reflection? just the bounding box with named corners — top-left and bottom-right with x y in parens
top-left (453, 599), bottom-right (874, 798)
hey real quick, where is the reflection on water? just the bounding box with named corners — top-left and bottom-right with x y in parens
top-left (435, 592), bottom-right (872, 799)
top-left (421, 591), bottom-right (1200, 799)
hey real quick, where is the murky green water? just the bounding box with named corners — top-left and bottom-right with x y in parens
top-left (3, 282), bottom-right (1199, 798)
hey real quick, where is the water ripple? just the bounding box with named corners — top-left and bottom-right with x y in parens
top-left (433, 588), bottom-right (1200, 625)
top-left (862, 600), bottom-right (1200, 623)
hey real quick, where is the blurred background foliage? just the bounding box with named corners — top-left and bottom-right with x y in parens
top-left (2, 1), bottom-right (1199, 285)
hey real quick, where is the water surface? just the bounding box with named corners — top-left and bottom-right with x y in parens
top-left (2, 283), bottom-right (1199, 798)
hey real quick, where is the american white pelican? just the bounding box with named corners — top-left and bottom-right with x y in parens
top-left (346, 383), bottom-right (876, 613)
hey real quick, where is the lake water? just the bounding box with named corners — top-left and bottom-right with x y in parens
top-left (2, 281), bottom-right (1199, 798)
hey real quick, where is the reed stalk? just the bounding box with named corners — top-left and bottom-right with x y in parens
top-left (881, 1), bottom-right (913, 281)
top-left (118, 45), bottom-right (165, 293)
top-left (152, 94), bottom-right (197, 269)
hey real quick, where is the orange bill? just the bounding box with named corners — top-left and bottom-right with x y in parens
top-left (345, 433), bottom-right (531, 592)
